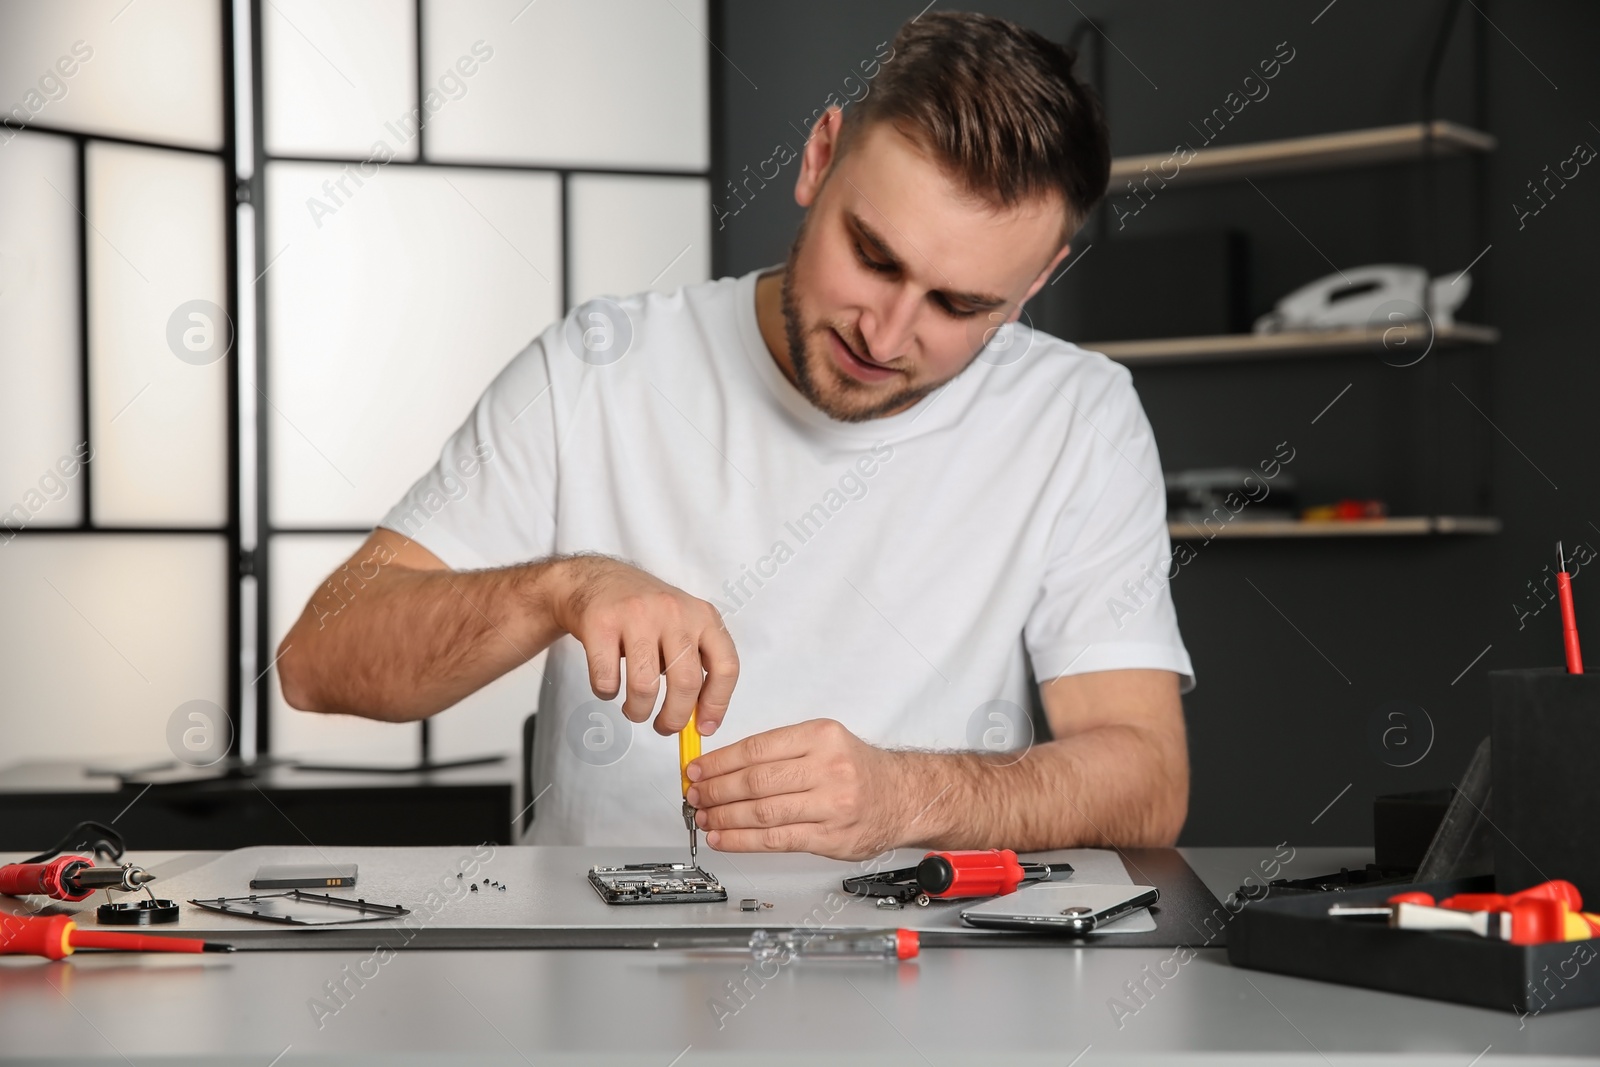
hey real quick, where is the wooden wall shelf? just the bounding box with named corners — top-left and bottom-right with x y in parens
top-left (1169, 516), bottom-right (1503, 539)
top-left (1109, 121), bottom-right (1496, 187)
top-left (1096, 322), bottom-right (1499, 365)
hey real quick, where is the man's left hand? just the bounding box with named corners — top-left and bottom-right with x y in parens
top-left (685, 718), bottom-right (909, 860)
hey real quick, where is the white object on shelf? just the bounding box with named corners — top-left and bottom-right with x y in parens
top-left (1253, 264), bottom-right (1472, 334)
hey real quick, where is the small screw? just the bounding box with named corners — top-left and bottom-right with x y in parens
top-left (456, 872), bottom-right (462, 879)
top-left (497, 884), bottom-right (505, 891)
top-left (470, 884), bottom-right (478, 892)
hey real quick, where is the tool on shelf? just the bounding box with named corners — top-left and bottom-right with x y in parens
top-left (1301, 499), bottom-right (1387, 522)
top-left (843, 849), bottom-right (1072, 907)
top-left (679, 708), bottom-right (702, 867)
top-left (0, 913), bottom-right (232, 958)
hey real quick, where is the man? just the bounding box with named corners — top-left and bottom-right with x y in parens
top-left (278, 11), bottom-right (1193, 860)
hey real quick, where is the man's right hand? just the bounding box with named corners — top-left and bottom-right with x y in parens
top-left (546, 556), bottom-right (739, 736)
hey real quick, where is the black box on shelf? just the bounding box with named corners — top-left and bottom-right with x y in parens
top-left (1059, 229), bottom-right (1251, 343)
top-left (1489, 669), bottom-right (1600, 902)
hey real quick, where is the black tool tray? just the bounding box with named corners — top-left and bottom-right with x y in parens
top-left (1227, 875), bottom-right (1600, 1014)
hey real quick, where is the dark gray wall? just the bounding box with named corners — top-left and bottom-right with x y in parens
top-left (710, 1), bottom-right (1598, 846)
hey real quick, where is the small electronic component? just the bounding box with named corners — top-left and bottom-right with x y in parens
top-left (739, 898), bottom-right (760, 912)
top-left (588, 863), bottom-right (728, 905)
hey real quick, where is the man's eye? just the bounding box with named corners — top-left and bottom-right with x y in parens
top-left (933, 294), bottom-right (979, 319)
top-left (854, 242), bottom-right (894, 274)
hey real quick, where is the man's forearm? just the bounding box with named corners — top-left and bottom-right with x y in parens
top-left (278, 558), bottom-right (564, 722)
top-left (892, 724), bottom-right (1188, 851)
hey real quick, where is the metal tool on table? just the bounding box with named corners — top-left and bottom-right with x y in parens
top-left (679, 708), bottom-right (702, 867)
top-left (654, 927), bottom-right (920, 961)
top-left (843, 849), bottom-right (1073, 908)
top-left (0, 821), bottom-right (180, 925)
top-left (0, 855), bottom-right (156, 902)
top-left (1329, 899), bottom-right (1547, 942)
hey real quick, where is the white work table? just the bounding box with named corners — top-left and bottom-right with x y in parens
top-left (2, 846), bottom-right (1596, 1065)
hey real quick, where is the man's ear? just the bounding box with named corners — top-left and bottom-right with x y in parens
top-left (794, 107), bottom-right (846, 209)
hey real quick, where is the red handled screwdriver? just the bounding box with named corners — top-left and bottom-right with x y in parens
top-left (0, 855), bottom-right (156, 902)
top-left (1558, 541), bottom-right (1584, 674)
top-left (0, 912), bottom-right (231, 958)
top-left (915, 849), bottom-right (1068, 898)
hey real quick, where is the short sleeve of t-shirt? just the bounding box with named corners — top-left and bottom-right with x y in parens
top-left (377, 325), bottom-right (560, 571)
top-left (1022, 367), bottom-right (1195, 692)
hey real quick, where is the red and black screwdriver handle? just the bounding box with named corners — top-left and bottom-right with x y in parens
top-left (842, 849), bottom-right (1069, 903)
top-left (0, 855), bottom-right (153, 902)
top-left (916, 849), bottom-right (1063, 898)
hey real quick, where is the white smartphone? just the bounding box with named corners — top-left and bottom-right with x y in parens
top-left (960, 883), bottom-right (1159, 935)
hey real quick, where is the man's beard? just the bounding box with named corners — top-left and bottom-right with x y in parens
top-left (778, 219), bottom-right (948, 423)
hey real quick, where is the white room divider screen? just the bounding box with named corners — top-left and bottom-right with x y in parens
top-left (0, 0), bottom-right (713, 770)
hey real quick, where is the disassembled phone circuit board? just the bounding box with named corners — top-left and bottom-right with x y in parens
top-left (587, 863), bottom-right (728, 905)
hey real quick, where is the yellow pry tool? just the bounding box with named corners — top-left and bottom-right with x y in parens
top-left (678, 708), bottom-right (701, 867)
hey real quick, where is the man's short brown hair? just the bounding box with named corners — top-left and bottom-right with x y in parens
top-left (837, 10), bottom-right (1110, 240)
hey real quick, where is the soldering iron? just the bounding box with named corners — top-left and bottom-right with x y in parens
top-left (0, 854), bottom-right (157, 902)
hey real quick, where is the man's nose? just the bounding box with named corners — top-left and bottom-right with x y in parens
top-left (861, 285), bottom-right (920, 364)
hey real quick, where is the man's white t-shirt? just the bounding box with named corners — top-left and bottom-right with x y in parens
top-left (380, 267), bottom-right (1193, 845)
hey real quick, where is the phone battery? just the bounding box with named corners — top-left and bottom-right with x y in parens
top-left (250, 863), bottom-right (359, 889)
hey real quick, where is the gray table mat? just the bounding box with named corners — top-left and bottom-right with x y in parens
top-left (3, 845), bottom-right (1158, 947)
